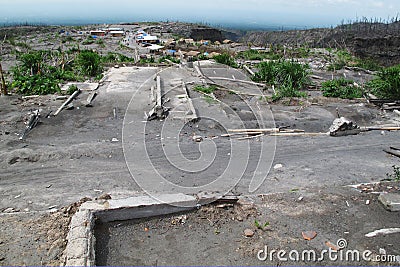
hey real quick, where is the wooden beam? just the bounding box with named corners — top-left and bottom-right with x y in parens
top-left (384, 149), bottom-right (400, 158)
top-left (54, 89), bottom-right (81, 116)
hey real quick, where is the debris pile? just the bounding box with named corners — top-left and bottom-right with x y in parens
top-left (329, 117), bottom-right (361, 137)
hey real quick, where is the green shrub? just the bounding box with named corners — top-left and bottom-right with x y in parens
top-left (11, 71), bottom-right (61, 95)
top-left (386, 165), bottom-right (400, 182)
top-left (321, 78), bottom-right (363, 99)
top-left (327, 49), bottom-right (353, 71)
top-left (102, 52), bottom-right (135, 63)
top-left (75, 50), bottom-right (102, 76)
top-left (66, 84), bottom-right (78, 95)
top-left (18, 50), bottom-right (48, 75)
top-left (354, 58), bottom-right (382, 71)
top-left (194, 85), bottom-right (217, 94)
top-left (158, 55), bottom-right (180, 64)
top-left (253, 60), bottom-right (309, 100)
top-left (237, 50), bottom-right (266, 61)
top-left (213, 53), bottom-right (237, 68)
top-left (366, 64), bottom-right (400, 99)
top-left (11, 48), bottom-right (99, 95)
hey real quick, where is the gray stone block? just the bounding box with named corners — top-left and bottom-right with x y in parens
top-left (66, 238), bottom-right (88, 260)
top-left (66, 258), bottom-right (87, 266)
top-left (379, 193), bottom-right (400, 212)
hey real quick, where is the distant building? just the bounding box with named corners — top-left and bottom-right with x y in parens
top-left (135, 30), bottom-right (160, 44)
top-left (110, 31), bottom-right (125, 37)
top-left (90, 30), bottom-right (106, 36)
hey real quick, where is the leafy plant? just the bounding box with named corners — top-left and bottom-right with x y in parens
top-left (82, 36), bottom-right (95, 45)
top-left (10, 48), bottom-right (97, 95)
top-left (321, 78), bottom-right (363, 99)
top-left (158, 55), bottom-right (180, 64)
top-left (366, 64), bottom-right (400, 99)
top-left (254, 219), bottom-right (270, 230)
top-left (75, 50), bottom-right (102, 76)
top-left (213, 53), bottom-right (237, 68)
top-left (327, 49), bottom-right (382, 71)
top-left (66, 84), bottom-right (78, 95)
top-left (386, 165), bottom-right (400, 182)
top-left (139, 57), bottom-right (155, 64)
top-left (327, 50), bottom-right (353, 71)
top-left (194, 85), bottom-right (217, 94)
top-left (253, 60), bottom-right (310, 100)
top-left (102, 52), bottom-right (135, 63)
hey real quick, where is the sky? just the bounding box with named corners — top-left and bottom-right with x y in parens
top-left (1, 0), bottom-right (399, 28)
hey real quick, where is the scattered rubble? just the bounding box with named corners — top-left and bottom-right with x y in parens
top-left (329, 117), bottom-right (361, 136)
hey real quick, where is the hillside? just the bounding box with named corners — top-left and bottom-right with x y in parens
top-left (243, 21), bottom-right (400, 66)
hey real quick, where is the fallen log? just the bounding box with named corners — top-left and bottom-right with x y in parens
top-left (384, 149), bottom-right (400, 159)
top-left (360, 125), bottom-right (400, 131)
top-left (54, 89), bottom-right (81, 116)
top-left (369, 99), bottom-right (400, 106)
top-left (85, 91), bottom-right (97, 107)
top-left (228, 128), bottom-right (305, 133)
top-left (236, 134), bottom-right (265, 140)
top-left (206, 76), bottom-right (265, 87)
top-left (243, 65), bottom-right (255, 76)
top-left (221, 132), bottom-right (263, 137)
top-left (270, 132), bottom-right (329, 137)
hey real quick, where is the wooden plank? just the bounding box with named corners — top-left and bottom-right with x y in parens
top-left (270, 132), bottom-right (329, 137)
top-left (54, 89), bottom-right (81, 116)
top-left (228, 128), bottom-right (305, 133)
top-left (236, 134), bottom-right (265, 140)
top-left (384, 149), bottom-right (400, 158)
top-left (221, 132), bottom-right (263, 137)
top-left (207, 76), bottom-right (265, 87)
top-left (243, 65), bottom-right (255, 76)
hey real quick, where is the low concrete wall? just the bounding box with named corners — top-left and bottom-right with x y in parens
top-left (63, 193), bottom-right (202, 266)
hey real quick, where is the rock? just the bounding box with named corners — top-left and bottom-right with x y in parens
top-left (379, 193), bottom-right (400, 212)
top-left (244, 229), bottom-right (254, 237)
top-left (3, 208), bottom-right (15, 213)
top-left (273, 164), bottom-right (283, 170)
top-left (329, 117), bottom-right (361, 137)
top-left (97, 193), bottom-right (112, 200)
top-left (192, 135), bottom-right (203, 142)
top-left (302, 231), bottom-right (317, 241)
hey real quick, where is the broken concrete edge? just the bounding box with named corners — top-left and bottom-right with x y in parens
top-left (63, 193), bottom-right (219, 266)
top-left (182, 81), bottom-right (198, 121)
top-left (378, 193), bottom-right (400, 212)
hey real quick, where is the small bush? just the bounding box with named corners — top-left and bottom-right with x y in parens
top-left (102, 52), bottom-right (135, 63)
top-left (321, 78), bottom-right (363, 99)
top-left (253, 60), bottom-right (309, 100)
top-left (213, 53), bottom-right (237, 68)
top-left (66, 84), bottom-right (78, 95)
top-left (366, 64), bottom-right (400, 99)
top-left (386, 165), bottom-right (400, 182)
top-left (194, 85), bottom-right (217, 94)
top-left (11, 72), bottom-right (61, 95)
top-left (75, 50), bottom-right (102, 77)
top-left (158, 55), bottom-right (180, 64)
